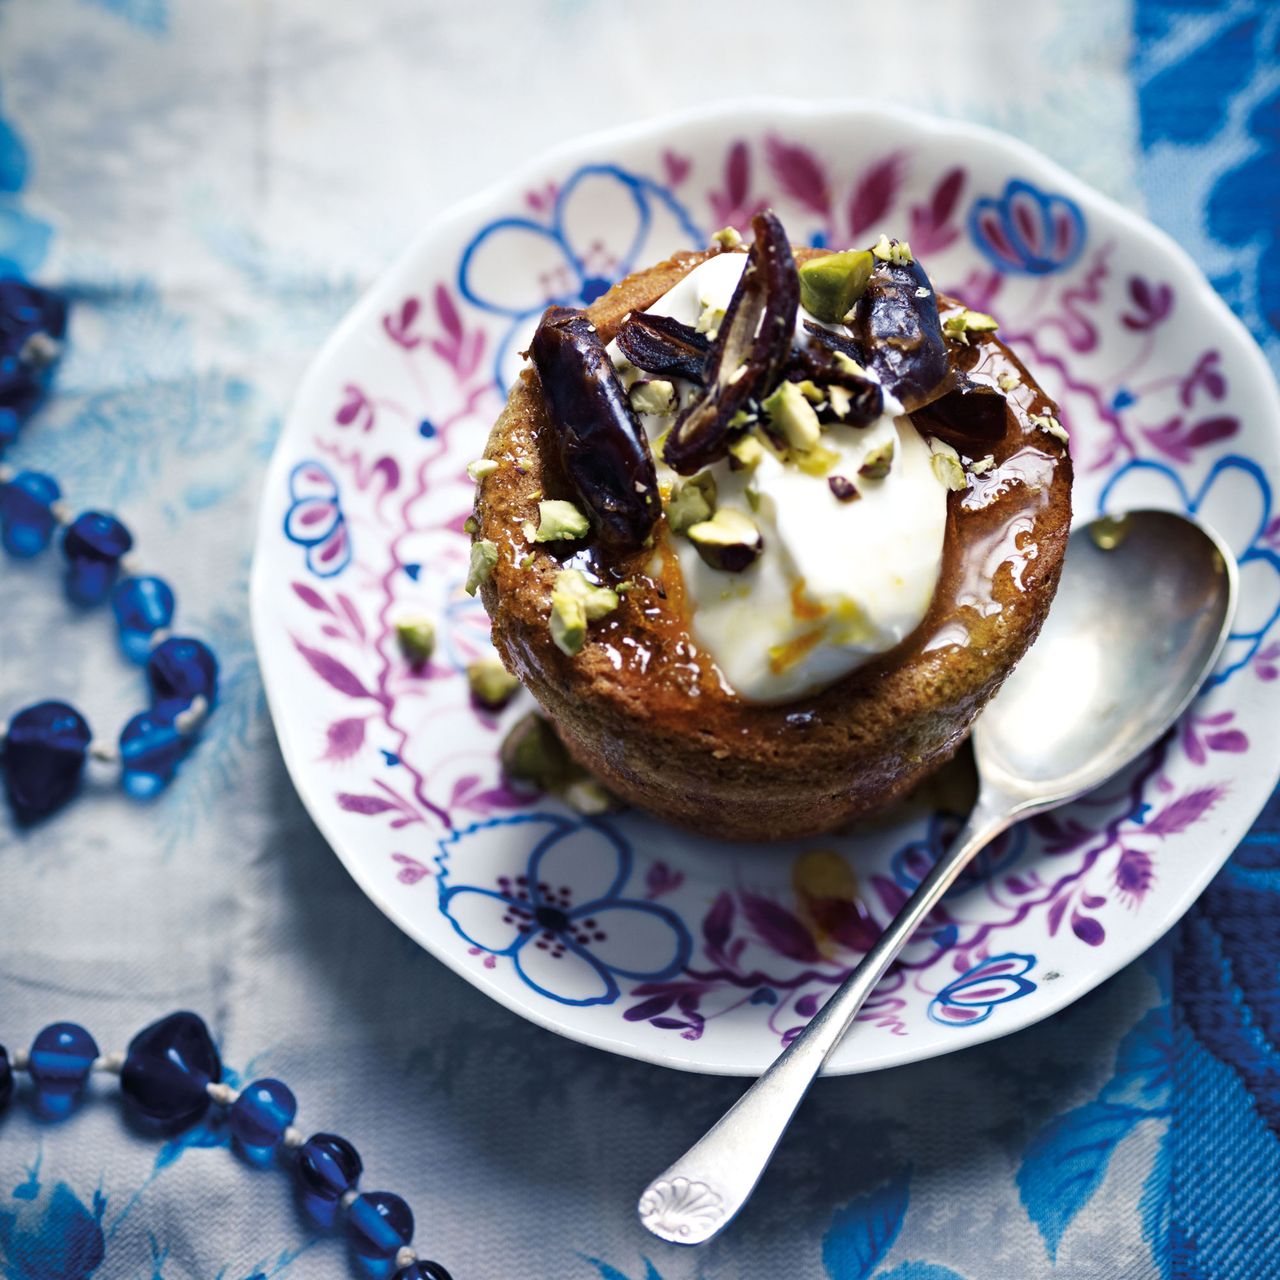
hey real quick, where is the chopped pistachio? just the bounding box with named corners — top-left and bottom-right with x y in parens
top-left (798, 250), bottom-right (874, 323)
top-left (549, 568), bottom-right (619, 656)
top-left (687, 507), bottom-right (764, 573)
top-left (467, 655), bottom-right (522, 709)
top-left (795, 443), bottom-right (841, 477)
top-left (763, 380), bottom-right (822, 453)
top-left (969, 454), bottom-right (997, 475)
top-left (711, 225), bottom-right (743, 250)
top-left (522, 519), bottom-right (538, 542)
top-left (943, 309), bottom-right (1000, 344)
top-left (870, 234), bottom-right (913, 264)
top-left (929, 439), bottom-right (968, 491)
top-left (695, 301), bottom-right (726, 338)
top-left (463, 515), bottom-right (479, 535)
top-left (629, 378), bottom-right (677, 416)
top-left (1089, 514), bottom-right (1131, 551)
top-left (1030, 412), bottom-right (1071, 446)
top-left (394, 616), bottom-right (436, 664)
top-left (564, 777), bottom-right (620, 816)
top-left (997, 371), bottom-right (1022, 392)
top-left (793, 379), bottom-right (826, 405)
top-left (614, 579), bottom-right (636, 593)
top-left (858, 440), bottom-right (896, 480)
top-left (667, 471), bottom-right (718, 533)
top-left (534, 498), bottom-right (590, 542)
top-left (465, 540), bottom-right (498, 595)
top-left (653, 427), bottom-right (671, 464)
top-left (728, 433), bottom-right (765, 471)
top-left (827, 385), bottom-right (854, 420)
top-left (519, 552), bottom-right (535, 569)
top-left (833, 350), bottom-right (867, 378)
top-left (828, 475), bottom-right (860, 502)
top-left (466, 458), bottom-right (499, 482)
top-left (500, 711), bottom-right (571, 792)
top-left (727, 408), bottom-right (757, 430)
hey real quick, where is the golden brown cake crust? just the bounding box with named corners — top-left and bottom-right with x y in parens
top-left (474, 247), bottom-right (1073, 841)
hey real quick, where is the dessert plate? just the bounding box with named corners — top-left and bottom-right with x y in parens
top-left (252, 100), bottom-right (1280, 1076)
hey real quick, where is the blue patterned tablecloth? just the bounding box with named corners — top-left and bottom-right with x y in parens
top-left (0, 2), bottom-right (1277, 1277)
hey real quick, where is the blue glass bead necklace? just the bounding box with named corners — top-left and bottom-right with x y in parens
top-left (0, 278), bottom-right (219, 821)
top-left (0, 1011), bottom-right (453, 1279)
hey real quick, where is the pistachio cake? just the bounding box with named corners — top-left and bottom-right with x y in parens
top-left (468, 211), bottom-right (1073, 841)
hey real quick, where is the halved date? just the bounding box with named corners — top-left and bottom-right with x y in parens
top-left (663, 209), bottom-right (799, 475)
top-left (529, 306), bottom-right (659, 551)
top-left (616, 312), bottom-right (710, 384)
top-left (847, 256), bottom-right (950, 411)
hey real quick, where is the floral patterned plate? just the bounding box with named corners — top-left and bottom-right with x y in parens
top-left (251, 101), bottom-right (1280, 1076)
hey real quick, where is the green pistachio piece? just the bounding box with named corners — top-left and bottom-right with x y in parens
top-left (943, 308), bottom-right (1000, 345)
top-left (463, 515), bottom-right (478, 535)
top-left (796, 443), bottom-right (841, 477)
top-left (500, 711), bottom-right (571, 791)
top-left (534, 498), bottom-right (590, 542)
top-left (467, 655), bottom-right (522, 709)
top-left (798, 250), bottom-right (874, 323)
top-left (564, 776), bottom-right (620, 815)
top-left (696, 301), bottom-right (726, 338)
top-left (394, 616), bottom-right (436, 664)
top-left (666, 471), bottom-right (718, 533)
top-left (629, 378), bottom-right (677, 416)
top-left (827, 385), bottom-right (853, 419)
top-left (465, 540), bottom-right (498, 595)
top-left (1030, 412), bottom-right (1070, 446)
top-left (763, 380), bottom-right (821, 453)
top-left (687, 507), bottom-right (764, 573)
top-left (870, 234), bottom-right (913, 264)
top-left (711, 226), bottom-right (743, 250)
top-left (858, 440), bottom-right (896, 480)
top-left (728, 433), bottom-right (765, 471)
top-left (549, 568), bottom-right (619, 655)
top-left (929, 439), bottom-right (967, 491)
top-left (466, 458), bottom-right (499, 481)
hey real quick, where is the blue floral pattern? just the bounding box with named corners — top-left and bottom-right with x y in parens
top-left (456, 163), bottom-right (702, 390)
top-left (436, 815), bottom-right (692, 1006)
top-left (968, 178), bottom-right (1085, 275)
top-left (283, 460), bottom-right (351, 578)
top-left (927, 954), bottom-right (1037, 1028)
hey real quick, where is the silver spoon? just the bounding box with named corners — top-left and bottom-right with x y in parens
top-left (638, 509), bottom-right (1237, 1247)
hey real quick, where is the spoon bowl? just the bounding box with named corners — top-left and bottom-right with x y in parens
top-left (976, 509), bottom-right (1238, 814)
top-left (639, 509), bottom-right (1238, 1247)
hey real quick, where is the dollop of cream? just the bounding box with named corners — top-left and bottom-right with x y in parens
top-left (611, 252), bottom-right (949, 703)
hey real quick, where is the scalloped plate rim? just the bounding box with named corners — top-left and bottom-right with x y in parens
top-left (251, 97), bottom-right (1280, 1076)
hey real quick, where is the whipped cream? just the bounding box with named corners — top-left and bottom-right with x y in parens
top-left (611, 252), bottom-right (949, 703)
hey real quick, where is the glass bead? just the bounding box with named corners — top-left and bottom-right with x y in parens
top-left (0, 1046), bottom-right (12, 1112)
top-left (229, 1077), bottom-right (297, 1164)
top-left (0, 470), bottom-right (60, 558)
top-left (395, 1264), bottom-right (453, 1280)
top-left (146, 637), bottom-right (219, 706)
top-left (120, 1010), bottom-right (221, 1129)
top-left (348, 1190), bottom-right (414, 1262)
top-left (0, 279), bottom-right (68, 351)
top-left (2, 701), bottom-right (91, 822)
top-left (119, 700), bottom-right (189, 799)
top-left (28, 1022), bottom-right (98, 1120)
top-left (62, 512), bottom-right (133, 606)
top-left (0, 379), bottom-right (40, 450)
top-left (111, 576), bottom-right (175, 663)
top-left (295, 1132), bottom-right (362, 1227)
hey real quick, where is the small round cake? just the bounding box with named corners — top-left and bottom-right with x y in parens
top-left (471, 213), bottom-right (1072, 841)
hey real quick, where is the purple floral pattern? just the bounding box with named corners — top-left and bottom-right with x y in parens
top-left (256, 113), bottom-right (1280, 1073)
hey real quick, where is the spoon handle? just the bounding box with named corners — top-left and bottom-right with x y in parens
top-left (637, 792), bottom-right (1012, 1247)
